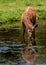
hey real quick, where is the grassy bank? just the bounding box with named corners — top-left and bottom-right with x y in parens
top-left (0, 0), bottom-right (46, 29)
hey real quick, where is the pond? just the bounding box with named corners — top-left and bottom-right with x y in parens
top-left (0, 19), bottom-right (46, 65)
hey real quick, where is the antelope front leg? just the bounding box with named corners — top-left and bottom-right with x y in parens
top-left (22, 27), bottom-right (26, 43)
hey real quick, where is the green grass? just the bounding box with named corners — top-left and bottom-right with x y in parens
top-left (0, 0), bottom-right (46, 29)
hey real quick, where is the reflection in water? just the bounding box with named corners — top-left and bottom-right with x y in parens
top-left (0, 41), bottom-right (46, 65)
top-left (0, 19), bottom-right (46, 65)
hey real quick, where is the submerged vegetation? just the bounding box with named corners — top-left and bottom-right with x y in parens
top-left (0, 0), bottom-right (46, 29)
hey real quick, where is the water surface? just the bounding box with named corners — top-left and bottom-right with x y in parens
top-left (0, 19), bottom-right (46, 65)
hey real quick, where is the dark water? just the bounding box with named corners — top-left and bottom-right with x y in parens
top-left (0, 19), bottom-right (46, 65)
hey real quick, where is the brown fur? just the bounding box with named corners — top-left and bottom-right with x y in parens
top-left (21, 6), bottom-right (37, 46)
top-left (21, 6), bottom-right (36, 30)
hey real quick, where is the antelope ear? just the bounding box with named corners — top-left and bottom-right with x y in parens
top-left (35, 23), bottom-right (38, 28)
top-left (33, 23), bottom-right (38, 29)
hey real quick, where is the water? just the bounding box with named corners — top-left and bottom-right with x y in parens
top-left (0, 19), bottom-right (46, 65)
